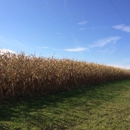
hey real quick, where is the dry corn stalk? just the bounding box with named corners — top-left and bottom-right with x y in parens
top-left (0, 50), bottom-right (130, 101)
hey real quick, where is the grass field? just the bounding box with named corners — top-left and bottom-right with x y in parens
top-left (0, 79), bottom-right (130, 130)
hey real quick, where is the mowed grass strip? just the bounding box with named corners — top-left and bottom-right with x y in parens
top-left (0, 79), bottom-right (130, 130)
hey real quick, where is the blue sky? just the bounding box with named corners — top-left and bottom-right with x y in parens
top-left (0, 0), bottom-right (130, 69)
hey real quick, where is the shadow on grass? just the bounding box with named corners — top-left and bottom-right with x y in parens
top-left (0, 79), bottom-right (129, 129)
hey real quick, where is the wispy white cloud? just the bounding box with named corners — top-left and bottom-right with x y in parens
top-left (37, 46), bottom-right (49, 49)
top-left (0, 35), bottom-right (9, 44)
top-left (0, 48), bottom-right (16, 55)
top-left (36, 46), bottom-right (62, 52)
top-left (108, 49), bottom-right (116, 54)
top-left (79, 26), bottom-right (108, 31)
top-left (89, 36), bottom-right (121, 48)
top-left (0, 35), bottom-right (29, 49)
top-left (107, 64), bottom-right (130, 70)
top-left (65, 36), bottom-right (120, 53)
top-left (13, 40), bottom-right (29, 48)
top-left (64, 47), bottom-right (87, 52)
top-left (98, 48), bottom-right (116, 54)
top-left (113, 24), bottom-right (130, 33)
top-left (78, 21), bottom-right (87, 25)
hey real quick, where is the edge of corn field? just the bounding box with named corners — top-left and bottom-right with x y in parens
top-left (1, 50), bottom-right (130, 101)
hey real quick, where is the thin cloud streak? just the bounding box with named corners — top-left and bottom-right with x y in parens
top-left (0, 35), bottom-right (29, 49)
top-left (37, 46), bottom-right (49, 49)
top-left (78, 21), bottom-right (87, 25)
top-left (64, 47), bottom-right (87, 52)
top-left (98, 48), bottom-right (116, 54)
top-left (36, 46), bottom-right (62, 51)
top-left (13, 40), bottom-right (29, 48)
top-left (89, 36), bottom-right (121, 48)
top-left (79, 26), bottom-right (108, 31)
top-left (0, 35), bottom-right (9, 44)
top-left (113, 24), bottom-right (130, 33)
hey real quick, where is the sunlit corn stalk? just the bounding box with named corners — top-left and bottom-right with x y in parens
top-left (0, 49), bottom-right (130, 101)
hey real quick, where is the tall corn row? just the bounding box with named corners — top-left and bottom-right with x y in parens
top-left (0, 51), bottom-right (130, 101)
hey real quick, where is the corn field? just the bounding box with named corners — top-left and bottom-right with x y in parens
top-left (0, 51), bottom-right (130, 101)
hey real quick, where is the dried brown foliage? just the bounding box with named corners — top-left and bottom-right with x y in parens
top-left (0, 51), bottom-right (130, 101)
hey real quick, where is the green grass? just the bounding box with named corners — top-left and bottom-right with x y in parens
top-left (0, 79), bottom-right (130, 130)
